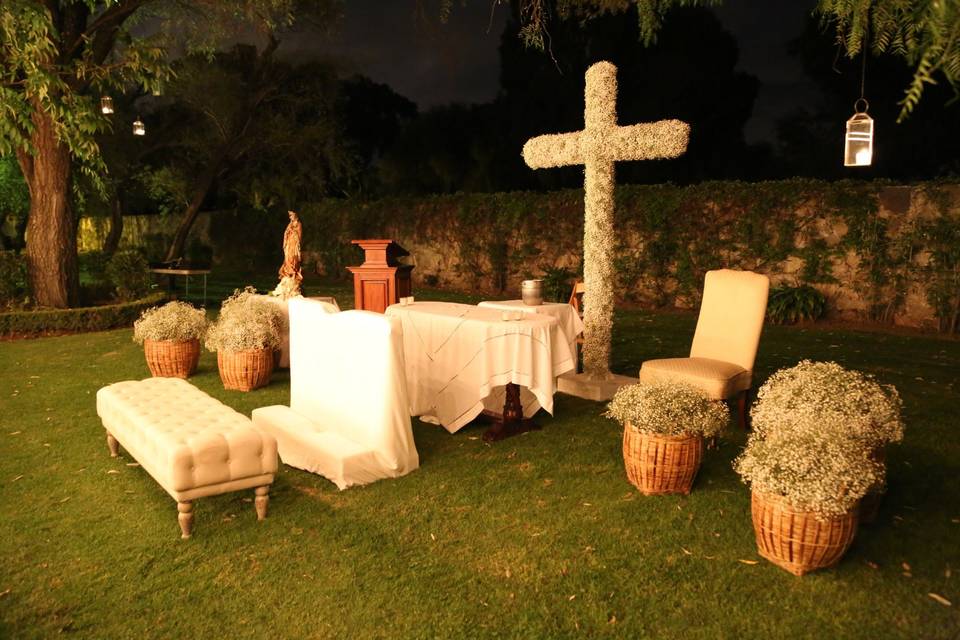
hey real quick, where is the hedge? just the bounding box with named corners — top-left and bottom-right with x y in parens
top-left (0, 292), bottom-right (167, 337)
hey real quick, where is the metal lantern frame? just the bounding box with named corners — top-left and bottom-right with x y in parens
top-left (100, 95), bottom-right (114, 115)
top-left (844, 98), bottom-right (873, 167)
top-left (132, 116), bottom-right (146, 136)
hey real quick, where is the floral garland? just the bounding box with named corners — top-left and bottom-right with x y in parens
top-left (522, 61), bottom-right (689, 376)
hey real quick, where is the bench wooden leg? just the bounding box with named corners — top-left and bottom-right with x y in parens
top-left (255, 486), bottom-right (270, 521)
top-left (178, 501), bottom-right (193, 539)
top-left (106, 432), bottom-right (119, 457)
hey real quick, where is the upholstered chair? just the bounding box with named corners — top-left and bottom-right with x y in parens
top-left (638, 269), bottom-right (770, 429)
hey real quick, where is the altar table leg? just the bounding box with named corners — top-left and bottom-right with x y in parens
top-left (483, 383), bottom-right (541, 442)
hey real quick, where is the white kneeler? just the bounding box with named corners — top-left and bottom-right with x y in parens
top-left (252, 298), bottom-right (419, 489)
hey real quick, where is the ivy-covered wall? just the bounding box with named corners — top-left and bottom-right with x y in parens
top-left (295, 179), bottom-right (960, 332)
top-left (79, 179), bottom-right (960, 332)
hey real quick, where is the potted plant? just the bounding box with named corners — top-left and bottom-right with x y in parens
top-left (749, 360), bottom-right (904, 523)
top-left (133, 301), bottom-right (207, 378)
top-left (606, 383), bottom-right (728, 495)
top-left (735, 430), bottom-right (883, 576)
top-left (205, 287), bottom-right (285, 391)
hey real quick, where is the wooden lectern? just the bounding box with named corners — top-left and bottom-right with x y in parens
top-left (347, 239), bottom-right (413, 313)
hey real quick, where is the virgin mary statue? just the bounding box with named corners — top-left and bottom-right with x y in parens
top-left (272, 210), bottom-right (303, 298)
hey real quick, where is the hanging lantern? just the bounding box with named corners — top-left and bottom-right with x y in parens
top-left (844, 98), bottom-right (873, 167)
top-left (100, 96), bottom-right (114, 115)
top-left (132, 117), bottom-right (146, 136)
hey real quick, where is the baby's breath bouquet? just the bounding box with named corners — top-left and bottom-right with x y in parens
top-left (205, 287), bottom-right (284, 352)
top-left (750, 360), bottom-right (903, 450)
top-left (735, 430), bottom-right (883, 518)
top-left (133, 301), bottom-right (207, 344)
top-left (606, 383), bottom-right (729, 438)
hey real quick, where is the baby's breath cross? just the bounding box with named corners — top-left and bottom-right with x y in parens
top-left (523, 61), bottom-right (689, 377)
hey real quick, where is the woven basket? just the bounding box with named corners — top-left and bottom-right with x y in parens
top-left (217, 348), bottom-right (274, 391)
top-left (143, 339), bottom-right (200, 378)
top-left (622, 425), bottom-right (704, 495)
top-left (751, 491), bottom-right (858, 576)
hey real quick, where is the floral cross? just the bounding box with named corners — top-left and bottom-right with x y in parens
top-left (523, 61), bottom-right (689, 377)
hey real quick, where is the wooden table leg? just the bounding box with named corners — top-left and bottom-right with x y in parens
top-left (483, 382), bottom-right (541, 442)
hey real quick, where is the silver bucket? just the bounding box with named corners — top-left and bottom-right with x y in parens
top-left (521, 279), bottom-right (543, 306)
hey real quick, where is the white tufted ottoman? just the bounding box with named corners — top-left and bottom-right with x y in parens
top-left (96, 377), bottom-right (278, 538)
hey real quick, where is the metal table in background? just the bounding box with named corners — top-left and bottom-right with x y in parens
top-left (150, 267), bottom-right (211, 306)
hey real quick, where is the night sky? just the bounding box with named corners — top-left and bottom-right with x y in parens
top-left (284, 1), bottom-right (820, 145)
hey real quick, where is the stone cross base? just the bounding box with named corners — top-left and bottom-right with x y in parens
top-left (556, 371), bottom-right (638, 402)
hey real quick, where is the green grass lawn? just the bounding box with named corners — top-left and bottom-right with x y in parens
top-left (1, 296), bottom-right (959, 638)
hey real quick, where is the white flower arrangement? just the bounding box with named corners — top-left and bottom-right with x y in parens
top-left (734, 430), bottom-right (884, 518)
top-left (205, 287), bottom-right (284, 352)
top-left (750, 360), bottom-right (904, 450)
top-left (606, 383), bottom-right (729, 438)
top-left (133, 301), bottom-right (207, 344)
top-left (521, 61), bottom-right (689, 377)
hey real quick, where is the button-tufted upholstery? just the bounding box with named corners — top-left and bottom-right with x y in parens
top-left (252, 297), bottom-right (419, 490)
top-left (97, 377), bottom-right (277, 502)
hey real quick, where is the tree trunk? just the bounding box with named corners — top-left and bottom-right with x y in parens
top-left (21, 111), bottom-right (79, 308)
top-left (164, 157), bottom-right (224, 264)
top-left (103, 191), bottom-right (124, 257)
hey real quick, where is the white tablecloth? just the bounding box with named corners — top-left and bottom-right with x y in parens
top-left (477, 300), bottom-right (584, 357)
top-left (385, 302), bottom-right (577, 432)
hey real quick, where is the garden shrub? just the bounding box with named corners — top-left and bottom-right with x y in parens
top-left (539, 265), bottom-right (577, 302)
top-left (0, 250), bottom-right (27, 308)
top-left (0, 292), bottom-right (166, 336)
top-left (106, 250), bottom-right (153, 301)
top-left (79, 251), bottom-right (110, 285)
top-left (766, 284), bottom-right (827, 325)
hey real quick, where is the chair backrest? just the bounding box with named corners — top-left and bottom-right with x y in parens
top-left (287, 298), bottom-right (416, 471)
top-left (569, 280), bottom-right (585, 316)
top-left (689, 269), bottom-right (770, 371)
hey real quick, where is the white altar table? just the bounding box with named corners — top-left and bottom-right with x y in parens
top-left (477, 300), bottom-right (584, 357)
top-left (385, 301), bottom-right (576, 438)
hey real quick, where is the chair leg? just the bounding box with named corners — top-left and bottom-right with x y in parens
top-left (736, 389), bottom-right (751, 430)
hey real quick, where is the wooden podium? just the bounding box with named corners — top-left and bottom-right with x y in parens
top-left (347, 239), bottom-right (413, 313)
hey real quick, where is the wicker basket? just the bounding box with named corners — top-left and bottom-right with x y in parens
top-left (751, 491), bottom-right (859, 576)
top-left (622, 425), bottom-right (704, 495)
top-left (217, 348), bottom-right (274, 391)
top-left (143, 339), bottom-right (200, 378)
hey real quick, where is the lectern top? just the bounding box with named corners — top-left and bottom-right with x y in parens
top-left (351, 238), bottom-right (409, 266)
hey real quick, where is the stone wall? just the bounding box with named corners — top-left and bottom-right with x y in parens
top-left (296, 181), bottom-right (959, 331)
top-left (77, 180), bottom-right (960, 331)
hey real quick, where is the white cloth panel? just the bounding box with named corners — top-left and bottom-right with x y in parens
top-left (385, 302), bottom-right (576, 433)
top-left (253, 297), bottom-right (418, 489)
top-left (254, 295), bottom-right (340, 368)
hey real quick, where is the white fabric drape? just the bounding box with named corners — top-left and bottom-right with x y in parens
top-left (477, 300), bottom-right (584, 357)
top-left (253, 298), bottom-right (418, 489)
top-left (386, 302), bottom-right (576, 432)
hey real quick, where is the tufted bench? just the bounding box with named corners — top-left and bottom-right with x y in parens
top-left (96, 377), bottom-right (278, 538)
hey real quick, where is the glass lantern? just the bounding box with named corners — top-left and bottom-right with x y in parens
top-left (132, 117), bottom-right (146, 136)
top-left (100, 96), bottom-right (114, 115)
top-left (844, 99), bottom-right (873, 167)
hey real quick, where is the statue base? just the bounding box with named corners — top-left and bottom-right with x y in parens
top-left (557, 371), bottom-right (637, 402)
top-left (271, 276), bottom-right (302, 300)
